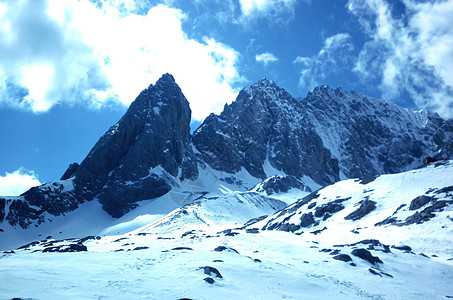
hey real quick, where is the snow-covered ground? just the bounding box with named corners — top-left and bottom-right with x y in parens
top-left (1, 162), bottom-right (452, 299)
top-left (1, 229), bottom-right (452, 299)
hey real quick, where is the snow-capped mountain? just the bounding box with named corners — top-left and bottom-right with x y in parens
top-left (1, 161), bottom-right (451, 299)
top-left (1, 74), bottom-right (452, 231)
top-left (302, 85), bottom-right (453, 178)
top-left (192, 79), bottom-right (340, 186)
top-left (1, 74), bottom-right (452, 299)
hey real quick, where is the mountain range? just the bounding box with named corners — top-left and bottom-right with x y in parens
top-left (0, 74), bottom-right (452, 299)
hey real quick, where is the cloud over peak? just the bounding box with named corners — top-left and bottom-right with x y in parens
top-left (348, 0), bottom-right (453, 118)
top-left (256, 52), bottom-right (279, 65)
top-left (0, 168), bottom-right (41, 196)
top-left (0, 0), bottom-right (244, 120)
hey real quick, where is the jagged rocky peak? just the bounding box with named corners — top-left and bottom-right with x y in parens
top-left (1, 73), bottom-right (200, 227)
top-left (193, 79), bottom-right (340, 185)
top-left (73, 73), bottom-right (198, 217)
top-left (300, 85), bottom-right (453, 178)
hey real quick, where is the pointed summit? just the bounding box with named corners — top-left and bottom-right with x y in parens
top-left (73, 73), bottom-right (197, 217)
top-left (193, 78), bottom-right (340, 185)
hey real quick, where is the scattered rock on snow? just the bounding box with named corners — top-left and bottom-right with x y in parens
top-left (351, 249), bottom-right (383, 265)
top-left (369, 268), bottom-right (382, 277)
top-left (391, 245), bottom-right (412, 252)
top-left (43, 243), bottom-right (87, 253)
top-left (133, 246), bottom-right (149, 251)
top-left (199, 266), bottom-right (223, 278)
top-left (172, 247), bottom-right (193, 251)
top-left (204, 277), bottom-right (215, 284)
top-left (214, 246), bottom-right (239, 254)
top-left (345, 198), bottom-right (376, 221)
top-left (333, 254), bottom-right (352, 262)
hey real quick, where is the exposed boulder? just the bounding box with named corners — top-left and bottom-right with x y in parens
top-left (345, 199), bottom-right (377, 221)
top-left (199, 266), bottom-right (223, 278)
top-left (333, 254), bottom-right (352, 262)
top-left (351, 248), bottom-right (383, 265)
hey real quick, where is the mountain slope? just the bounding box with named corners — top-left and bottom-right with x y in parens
top-left (258, 160), bottom-right (453, 257)
top-left (1, 161), bottom-right (452, 300)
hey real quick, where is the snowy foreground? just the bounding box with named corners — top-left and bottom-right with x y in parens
top-left (1, 162), bottom-right (453, 299)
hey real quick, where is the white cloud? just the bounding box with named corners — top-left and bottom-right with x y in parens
top-left (0, 168), bottom-right (41, 196)
top-left (238, 0), bottom-right (298, 23)
top-left (255, 52), bottom-right (279, 65)
top-left (294, 33), bottom-right (354, 90)
top-left (347, 0), bottom-right (453, 118)
top-left (0, 0), bottom-right (244, 120)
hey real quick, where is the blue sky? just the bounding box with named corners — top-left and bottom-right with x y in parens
top-left (1, 0), bottom-right (453, 195)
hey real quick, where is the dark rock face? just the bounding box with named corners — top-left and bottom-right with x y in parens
top-left (0, 198), bottom-right (5, 222)
top-left (193, 79), bottom-right (340, 186)
top-left (2, 74), bottom-right (199, 225)
top-left (302, 85), bottom-right (453, 178)
top-left (60, 162), bottom-right (80, 180)
top-left (5, 198), bottom-right (44, 228)
top-left (409, 195), bottom-right (433, 210)
top-left (74, 73), bottom-right (198, 217)
top-left (256, 175), bottom-right (312, 195)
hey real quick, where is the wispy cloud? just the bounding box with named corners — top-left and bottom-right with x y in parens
top-left (0, 0), bottom-right (244, 120)
top-left (347, 0), bottom-right (453, 118)
top-left (238, 0), bottom-right (298, 24)
top-left (294, 33), bottom-right (354, 90)
top-left (0, 168), bottom-right (41, 196)
top-left (256, 52), bottom-right (279, 66)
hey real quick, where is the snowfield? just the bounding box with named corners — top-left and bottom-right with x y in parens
top-left (1, 161), bottom-right (453, 299)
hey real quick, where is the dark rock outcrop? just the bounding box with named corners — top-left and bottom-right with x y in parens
top-left (255, 175), bottom-right (312, 195)
top-left (409, 195), bottom-right (433, 210)
top-left (199, 266), bottom-right (223, 278)
top-left (0, 198), bottom-right (5, 223)
top-left (351, 248), bottom-right (383, 265)
top-left (333, 254), bottom-right (352, 262)
top-left (214, 246), bottom-right (239, 254)
top-left (314, 200), bottom-right (346, 219)
top-left (345, 199), bottom-right (377, 221)
top-left (42, 243), bottom-right (87, 253)
top-left (203, 277), bottom-right (215, 284)
top-left (60, 162), bottom-right (80, 180)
